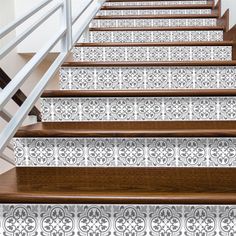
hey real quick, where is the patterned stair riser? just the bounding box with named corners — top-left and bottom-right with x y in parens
top-left (0, 204), bottom-right (235, 235)
top-left (41, 97), bottom-right (236, 121)
top-left (88, 30), bottom-right (223, 43)
top-left (91, 18), bottom-right (217, 27)
top-left (104, 1), bottom-right (209, 6)
top-left (14, 137), bottom-right (236, 167)
top-left (97, 9), bottom-right (212, 16)
top-left (60, 66), bottom-right (236, 90)
top-left (73, 46), bottom-right (232, 62)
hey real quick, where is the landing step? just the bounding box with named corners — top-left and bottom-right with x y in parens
top-left (1, 167), bottom-right (236, 204)
top-left (42, 89), bottom-right (236, 97)
top-left (15, 121), bottom-right (236, 137)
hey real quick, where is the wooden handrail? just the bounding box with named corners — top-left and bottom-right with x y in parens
top-left (0, 68), bottom-right (41, 121)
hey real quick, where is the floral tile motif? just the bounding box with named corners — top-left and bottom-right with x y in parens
top-left (27, 139), bottom-right (56, 166)
top-left (97, 9), bottom-right (211, 16)
top-left (0, 204), bottom-right (235, 235)
top-left (147, 138), bottom-right (176, 167)
top-left (80, 98), bottom-right (107, 121)
top-left (149, 205), bottom-right (182, 235)
top-left (1, 205), bottom-right (38, 236)
top-left (59, 66), bottom-right (236, 90)
top-left (78, 205), bottom-right (112, 236)
top-left (86, 139), bottom-right (116, 166)
top-left (90, 19), bottom-right (217, 28)
top-left (117, 139), bottom-right (146, 166)
top-left (13, 138), bottom-right (236, 167)
top-left (184, 205), bottom-right (218, 236)
top-left (219, 206), bottom-right (236, 235)
top-left (208, 139), bottom-right (236, 167)
top-left (104, 1), bottom-right (208, 6)
top-left (41, 97), bottom-right (236, 122)
top-left (73, 46), bottom-right (232, 62)
top-left (40, 205), bottom-right (75, 236)
top-left (113, 205), bottom-right (147, 236)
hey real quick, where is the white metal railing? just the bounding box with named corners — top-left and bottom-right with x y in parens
top-left (0, 0), bottom-right (105, 163)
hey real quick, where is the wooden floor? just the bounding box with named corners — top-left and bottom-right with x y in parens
top-left (1, 167), bottom-right (236, 204)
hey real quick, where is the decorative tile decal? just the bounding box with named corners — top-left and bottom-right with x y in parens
top-left (13, 138), bottom-right (236, 167)
top-left (41, 97), bottom-right (236, 121)
top-left (73, 46), bottom-right (232, 62)
top-left (104, 1), bottom-right (208, 6)
top-left (88, 30), bottom-right (223, 43)
top-left (0, 204), bottom-right (235, 235)
top-left (91, 18), bottom-right (217, 27)
top-left (60, 66), bottom-right (236, 90)
top-left (97, 9), bottom-right (212, 16)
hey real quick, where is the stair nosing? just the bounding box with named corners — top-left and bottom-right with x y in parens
top-left (42, 89), bottom-right (236, 98)
top-left (89, 26), bottom-right (225, 31)
top-left (76, 41), bottom-right (233, 47)
top-left (62, 61), bottom-right (236, 67)
top-left (101, 4), bottom-right (214, 10)
top-left (94, 13), bottom-right (218, 19)
top-left (15, 121), bottom-right (236, 138)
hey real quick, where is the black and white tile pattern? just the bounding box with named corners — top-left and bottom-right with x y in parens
top-left (91, 18), bottom-right (217, 27)
top-left (41, 97), bottom-right (236, 121)
top-left (88, 30), bottom-right (223, 43)
top-left (97, 9), bottom-right (212, 16)
top-left (60, 66), bottom-right (236, 90)
top-left (104, 1), bottom-right (208, 6)
top-left (14, 137), bottom-right (236, 167)
top-left (73, 46), bottom-right (232, 62)
top-left (0, 204), bottom-right (235, 235)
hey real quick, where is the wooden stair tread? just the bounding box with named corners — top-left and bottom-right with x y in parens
top-left (76, 41), bottom-right (233, 47)
top-left (1, 167), bottom-right (236, 204)
top-left (94, 13), bottom-right (218, 19)
top-left (15, 121), bottom-right (236, 137)
top-left (89, 26), bottom-right (225, 31)
top-left (101, 4), bottom-right (213, 10)
top-left (62, 61), bottom-right (236, 67)
top-left (42, 89), bottom-right (236, 98)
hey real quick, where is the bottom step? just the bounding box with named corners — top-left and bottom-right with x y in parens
top-left (0, 168), bottom-right (235, 235)
top-left (0, 204), bottom-right (235, 235)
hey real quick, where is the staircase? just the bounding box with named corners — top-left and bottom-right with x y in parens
top-left (1, 0), bottom-right (236, 235)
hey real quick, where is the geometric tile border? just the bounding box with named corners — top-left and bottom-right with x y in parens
top-left (41, 97), bottom-right (236, 121)
top-left (104, 1), bottom-right (208, 6)
top-left (59, 66), bottom-right (236, 90)
top-left (0, 204), bottom-right (235, 235)
top-left (88, 30), bottom-right (223, 43)
top-left (73, 46), bottom-right (232, 62)
top-left (91, 18), bottom-right (217, 27)
top-left (13, 138), bottom-right (236, 167)
top-left (97, 9), bottom-right (212, 16)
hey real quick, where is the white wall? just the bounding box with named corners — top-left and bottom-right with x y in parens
top-left (14, 0), bottom-right (89, 53)
top-left (0, 0), bottom-right (60, 174)
top-left (221, 0), bottom-right (236, 28)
